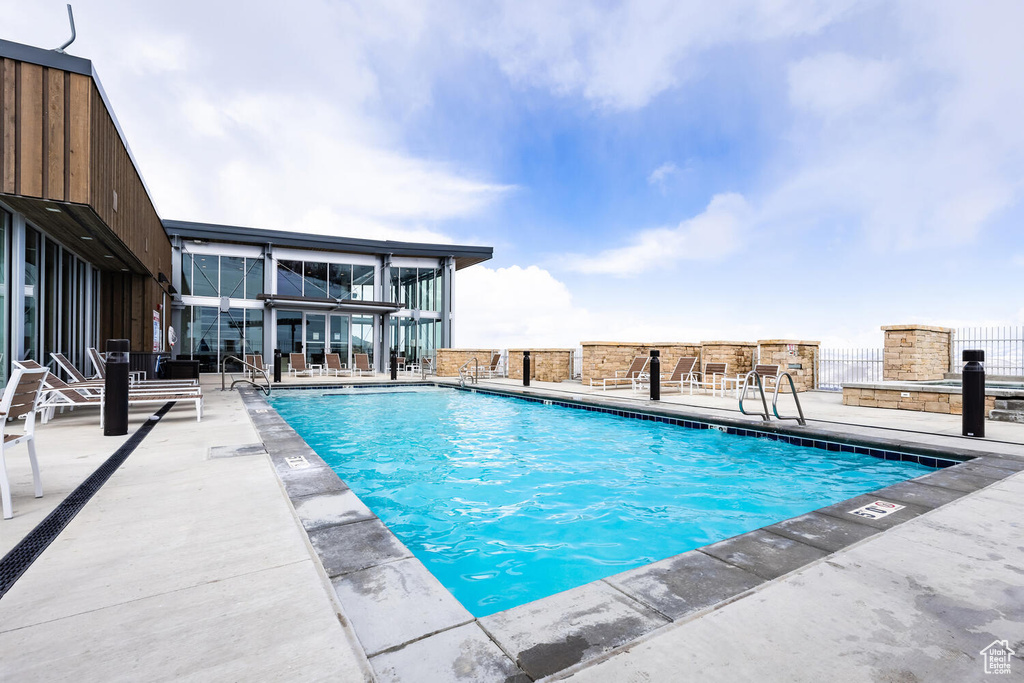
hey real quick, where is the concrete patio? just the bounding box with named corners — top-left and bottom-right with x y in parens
top-left (1, 373), bottom-right (1022, 681)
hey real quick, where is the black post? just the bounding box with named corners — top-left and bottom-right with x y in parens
top-left (390, 349), bottom-right (398, 380)
top-left (104, 339), bottom-right (130, 436)
top-left (273, 348), bottom-right (282, 383)
top-left (650, 349), bottom-right (661, 401)
top-left (962, 349), bottom-right (985, 438)
top-left (523, 351), bottom-right (531, 387)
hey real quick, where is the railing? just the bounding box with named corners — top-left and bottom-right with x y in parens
top-left (221, 355), bottom-right (271, 395)
top-left (738, 371), bottom-right (806, 426)
top-left (572, 345), bottom-right (583, 380)
top-left (815, 347), bottom-right (883, 391)
top-left (953, 326), bottom-right (1024, 376)
top-left (458, 357), bottom-right (479, 388)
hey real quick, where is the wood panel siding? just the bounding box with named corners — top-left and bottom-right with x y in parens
top-left (45, 69), bottom-right (64, 199)
top-left (67, 72), bottom-right (90, 202)
top-left (2, 60), bottom-right (16, 193)
top-left (0, 50), bottom-right (172, 352)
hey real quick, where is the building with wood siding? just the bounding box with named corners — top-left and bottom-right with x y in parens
top-left (0, 38), bottom-right (491, 379)
top-left (0, 38), bottom-right (172, 381)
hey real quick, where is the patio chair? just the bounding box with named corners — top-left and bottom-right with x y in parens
top-left (633, 356), bottom-right (699, 394)
top-left (752, 364), bottom-right (782, 392)
top-left (589, 356), bottom-right (650, 391)
top-left (480, 352), bottom-right (503, 379)
top-left (694, 362), bottom-right (729, 395)
top-left (353, 353), bottom-right (374, 377)
top-left (1, 367), bottom-right (49, 519)
top-left (19, 360), bottom-right (204, 424)
top-left (324, 353), bottom-right (347, 377)
top-left (53, 354), bottom-right (198, 390)
top-left (288, 353), bottom-right (314, 378)
top-left (87, 347), bottom-right (106, 379)
top-left (51, 352), bottom-right (91, 383)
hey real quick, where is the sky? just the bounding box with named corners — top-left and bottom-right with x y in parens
top-left (4, 1), bottom-right (1024, 349)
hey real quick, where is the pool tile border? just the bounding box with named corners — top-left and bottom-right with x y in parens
top-left (242, 383), bottom-right (1024, 681)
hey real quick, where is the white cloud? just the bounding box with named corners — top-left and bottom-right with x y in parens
top-left (647, 162), bottom-right (679, 187)
top-left (454, 265), bottom-right (594, 347)
top-left (566, 193), bottom-right (751, 276)
top-left (788, 52), bottom-right (898, 117)
top-left (472, 0), bottom-right (860, 110)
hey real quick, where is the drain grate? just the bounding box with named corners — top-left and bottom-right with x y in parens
top-left (0, 402), bottom-right (175, 600)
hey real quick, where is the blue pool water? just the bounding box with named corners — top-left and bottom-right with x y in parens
top-left (269, 387), bottom-right (932, 617)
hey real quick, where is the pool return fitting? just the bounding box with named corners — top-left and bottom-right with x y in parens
top-left (738, 371), bottom-right (806, 426)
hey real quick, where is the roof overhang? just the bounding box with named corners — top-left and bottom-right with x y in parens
top-left (164, 219), bottom-right (493, 270)
top-left (0, 196), bottom-right (150, 274)
top-left (257, 294), bottom-right (401, 313)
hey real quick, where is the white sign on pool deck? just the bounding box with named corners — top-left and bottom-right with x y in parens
top-left (848, 500), bottom-right (905, 519)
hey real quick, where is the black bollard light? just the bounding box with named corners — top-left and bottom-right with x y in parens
top-left (650, 349), bottom-right (661, 401)
top-left (390, 349), bottom-right (398, 381)
top-left (523, 351), bottom-right (531, 387)
top-left (962, 349), bottom-right (985, 438)
top-left (104, 339), bottom-right (130, 436)
top-left (273, 348), bottom-right (282, 383)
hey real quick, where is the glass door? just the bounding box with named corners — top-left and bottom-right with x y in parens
top-left (304, 313), bottom-right (326, 366)
top-left (329, 314), bottom-right (350, 368)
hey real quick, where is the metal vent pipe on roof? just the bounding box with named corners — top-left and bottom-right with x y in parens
top-left (54, 4), bottom-right (76, 53)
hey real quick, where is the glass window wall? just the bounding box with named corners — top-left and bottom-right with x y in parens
top-left (181, 253), bottom-right (265, 300)
top-left (180, 305), bottom-right (264, 372)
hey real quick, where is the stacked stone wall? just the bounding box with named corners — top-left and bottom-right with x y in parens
top-left (580, 342), bottom-right (702, 385)
top-left (700, 341), bottom-right (757, 378)
top-left (882, 325), bottom-right (952, 381)
top-left (756, 340), bottom-right (820, 392)
top-left (507, 349), bottom-right (574, 382)
top-left (843, 387), bottom-right (995, 416)
top-left (436, 349), bottom-right (496, 378)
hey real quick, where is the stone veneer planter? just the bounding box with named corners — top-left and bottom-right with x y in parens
top-left (507, 349), bottom-right (574, 382)
top-left (580, 342), bottom-right (702, 385)
top-left (756, 340), bottom-right (820, 393)
top-left (843, 381), bottom-right (1000, 415)
top-left (435, 349), bottom-right (496, 377)
top-left (882, 325), bottom-right (952, 381)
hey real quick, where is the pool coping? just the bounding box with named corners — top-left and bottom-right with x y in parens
top-left (240, 382), bottom-right (1024, 682)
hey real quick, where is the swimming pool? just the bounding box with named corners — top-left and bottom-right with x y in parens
top-left (269, 386), bottom-right (933, 617)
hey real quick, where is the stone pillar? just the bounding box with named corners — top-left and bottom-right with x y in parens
top-left (756, 339), bottom-right (820, 392)
top-left (435, 349), bottom-right (495, 377)
top-left (881, 325), bottom-right (952, 381)
top-left (508, 349), bottom-right (574, 382)
top-left (700, 341), bottom-right (757, 377)
top-left (580, 342), bottom-right (702, 384)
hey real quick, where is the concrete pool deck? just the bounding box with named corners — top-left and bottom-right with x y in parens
top-left (1, 374), bottom-right (1022, 681)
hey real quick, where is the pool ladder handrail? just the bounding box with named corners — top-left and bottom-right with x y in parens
top-left (221, 355), bottom-right (271, 396)
top-left (738, 370), bottom-right (806, 426)
top-left (458, 357), bottom-right (479, 388)
top-left (738, 371), bottom-right (771, 421)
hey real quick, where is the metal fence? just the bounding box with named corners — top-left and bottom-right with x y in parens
top-left (572, 345), bottom-right (583, 380)
top-left (953, 326), bottom-right (1024, 376)
top-left (815, 348), bottom-right (884, 391)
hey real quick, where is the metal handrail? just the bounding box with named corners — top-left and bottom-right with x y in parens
top-left (772, 372), bottom-right (806, 425)
top-left (738, 370), bottom-right (771, 421)
top-left (458, 357), bottom-right (479, 388)
top-left (221, 355), bottom-right (271, 395)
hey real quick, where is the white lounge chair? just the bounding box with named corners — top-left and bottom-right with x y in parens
top-left (288, 353), bottom-right (315, 378)
top-left (0, 367), bottom-right (49, 519)
top-left (694, 362), bottom-right (729, 395)
top-left (633, 356), bottom-right (699, 394)
top-left (20, 360), bottom-right (204, 424)
top-left (324, 353), bottom-right (347, 377)
top-left (589, 356), bottom-right (650, 391)
top-left (352, 353), bottom-right (374, 377)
